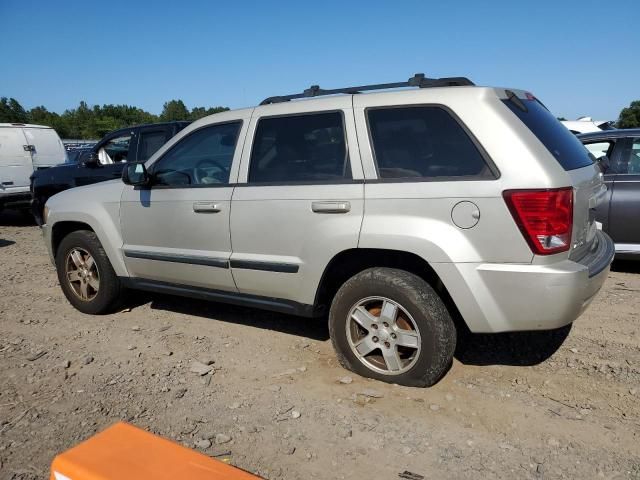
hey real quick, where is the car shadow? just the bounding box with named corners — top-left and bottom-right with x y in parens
top-left (611, 259), bottom-right (640, 274)
top-left (132, 292), bottom-right (330, 341)
top-left (127, 290), bottom-right (573, 362)
top-left (0, 210), bottom-right (36, 227)
top-left (454, 323), bottom-right (572, 366)
top-left (0, 239), bottom-right (16, 248)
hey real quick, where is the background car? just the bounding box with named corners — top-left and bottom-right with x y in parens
top-left (0, 123), bottom-right (67, 214)
top-left (562, 116), bottom-right (615, 134)
top-left (30, 121), bottom-right (190, 223)
top-left (578, 128), bottom-right (640, 259)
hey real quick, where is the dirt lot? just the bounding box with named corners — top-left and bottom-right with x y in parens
top-left (0, 211), bottom-right (639, 480)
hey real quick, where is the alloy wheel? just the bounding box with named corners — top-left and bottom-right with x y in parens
top-left (65, 247), bottom-right (100, 301)
top-left (346, 296), bottom-right (421, 375)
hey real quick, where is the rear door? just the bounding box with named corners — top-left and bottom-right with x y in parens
top-left (230, 98), bottom-right (364, 307)
top-left (608, 137), bottom-right (640, 251)
top-left (22, 127), bottom-right (67, 168)
top-left (0, 126), bottom-right (33, 190)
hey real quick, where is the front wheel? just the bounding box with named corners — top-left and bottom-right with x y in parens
top-left (329, 268), bottom-right (456, 387)
top-left (55, 230), bottom-right (123, 314)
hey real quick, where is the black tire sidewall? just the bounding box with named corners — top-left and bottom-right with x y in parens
top-left (55, 230), bottom-right (121, 315)
top-left (329, 268), bottom-right (456, 387)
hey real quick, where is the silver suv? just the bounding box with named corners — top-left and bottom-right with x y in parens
top-left (42, 74), bottom-right (615, 387)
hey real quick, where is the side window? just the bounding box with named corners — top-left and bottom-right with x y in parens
top-left (367, 107), bottom-right (493, 180)
top-left (98, 135), bottom-right (131, 165)
top-left (583, 141), bottom-right (613, 161)
top-left (138, 130), bottom-right (168, 161)
top-left (151, 122), bottom-right (241, 186)
top-left (613, 138), bottom-right (640, 174)
top-left (248, 112), bottom-right (350, 183)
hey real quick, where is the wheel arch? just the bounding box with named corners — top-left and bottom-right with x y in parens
top-left (49, 215), bottom-right (128, 277)
top-left (51, 221), bottom-right (95, 258)
top-left (314, 248), bottom-right (468, 330)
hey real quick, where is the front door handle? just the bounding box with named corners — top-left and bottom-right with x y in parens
top-left (193, 202), bottom-right (221, 213)
top-left (311, 201), bottom-right (351, 214)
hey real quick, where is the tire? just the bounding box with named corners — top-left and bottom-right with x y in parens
top-left (329, 267), bottom-right (456, 387)
top-left (55, 230), bottom-right (123, 314)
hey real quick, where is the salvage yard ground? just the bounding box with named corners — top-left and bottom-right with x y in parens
top-left (0, 211), bottom-right (639, 480)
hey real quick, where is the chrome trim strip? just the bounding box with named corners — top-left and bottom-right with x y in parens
top-left (123, 250), bottom-right (229, 268)
top-left (615, 243), bottom-right (640, 254)
top-left (229, 259), bottom-right (299, 273)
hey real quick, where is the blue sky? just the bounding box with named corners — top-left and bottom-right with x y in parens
top-left (1, 0), bottom-right (636, 120)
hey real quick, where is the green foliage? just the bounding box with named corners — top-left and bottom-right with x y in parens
top-left (0, 97), bottom-right (229, 139)
top-left (190, 105), bottom-right (229, 120)
top-left (160, 100), bottom-right (190, 121)
top-left (159, 100), bottom-right (229, 122)
top-left (0, 97), bottom-right (29, 123)
top-left (618, 100), bottom-right (640, 129)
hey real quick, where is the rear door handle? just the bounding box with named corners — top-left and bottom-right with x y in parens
top-left (311, 201), bottom-right (351, 214)
top-left (193, 202), bottom-right (221, 213)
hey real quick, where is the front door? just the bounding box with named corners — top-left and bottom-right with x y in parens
top-left (76, 132), bottom-right (135, 187)
top-left (608, 137), bottom-right (640, 252)
top-left (583, 138), bottom-right (617, 232)
top-left (120, 118), bottom-right (248, 291)
top-left (230, 98), bottom-right (364, 307)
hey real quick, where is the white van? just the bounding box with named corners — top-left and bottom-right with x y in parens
top-left (0, 123), bottom-right (67, 212)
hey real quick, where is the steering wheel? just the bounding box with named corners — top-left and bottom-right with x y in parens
top-left (194, 159), bottom-right (228, 184)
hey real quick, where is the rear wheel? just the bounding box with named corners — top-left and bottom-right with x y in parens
top-left (55, 230), bottom-right (123, 314)
top-left (329, 267), bottom-right (456, 387)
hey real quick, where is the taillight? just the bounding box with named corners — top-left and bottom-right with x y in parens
top-left (503, 187), bottom-right (573, 255)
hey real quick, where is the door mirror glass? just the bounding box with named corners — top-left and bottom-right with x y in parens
top-left (122, 162), bottom-right (150, 186)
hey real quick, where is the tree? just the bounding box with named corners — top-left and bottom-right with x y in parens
top-left (0, 97), bottom-right (29, 123)
top-left (190, 106), bottom-right (229, 120)
top-left (618, 100), bottom-right (640, 129)
top-left (1, 97), bottom-right (229, 139)
top-left (159, 100), bottom-right (190, 121)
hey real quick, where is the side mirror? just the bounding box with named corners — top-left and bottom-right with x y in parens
top-left (596, 155), bottom-right (610, 173)
top-left (83, 152), bottom-right (100, 167)
top-left (122, 162), bottom-right (151, 186)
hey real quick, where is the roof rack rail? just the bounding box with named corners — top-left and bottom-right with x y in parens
top-left (260, 73), bottom-right (474, 105)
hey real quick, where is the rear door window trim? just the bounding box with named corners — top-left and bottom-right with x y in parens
top-left (246, 109), bottom-right (357, 186)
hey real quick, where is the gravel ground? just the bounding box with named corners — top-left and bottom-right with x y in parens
top-left (1, 211), bottom-right (639, 480)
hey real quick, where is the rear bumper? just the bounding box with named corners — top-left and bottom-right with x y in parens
top-left (439, 231), bottom-right (615, 333)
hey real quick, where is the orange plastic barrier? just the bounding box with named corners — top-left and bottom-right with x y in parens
top-left (50, 421), bottom-right (260, 480)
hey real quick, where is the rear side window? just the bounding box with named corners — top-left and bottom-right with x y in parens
top-left (502, 95), bottom-right (593, 171)
top-left (249, 112), bottom-right (350, 183)
top-left (367, 107), bottom-right (493, 180)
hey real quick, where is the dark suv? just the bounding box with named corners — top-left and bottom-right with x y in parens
top-left (579, 128), bottom-right (640, 259)
top-left (31, 121), bottom-right (190, 223)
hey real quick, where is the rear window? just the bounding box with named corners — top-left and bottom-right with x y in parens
top-left (502, 94), bottom-right (593, 171)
